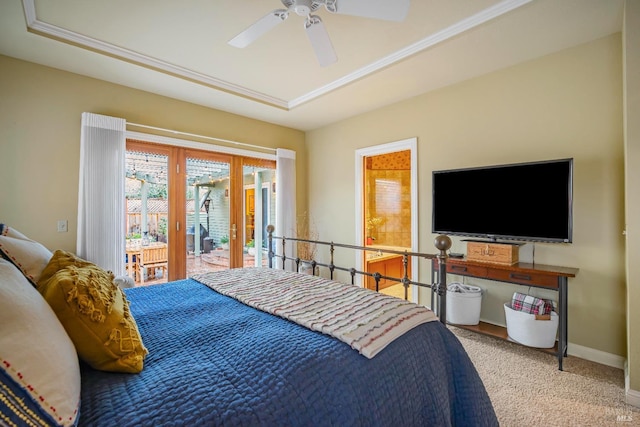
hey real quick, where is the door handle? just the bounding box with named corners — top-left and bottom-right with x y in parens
top-left (231, 224), bottom-right (237, 240)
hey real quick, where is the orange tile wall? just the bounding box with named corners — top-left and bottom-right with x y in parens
top-left (365, 151), bottom-right (411, 247)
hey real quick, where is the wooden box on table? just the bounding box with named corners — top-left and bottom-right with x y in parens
top-left (466, 241), bottom-right (519, 265)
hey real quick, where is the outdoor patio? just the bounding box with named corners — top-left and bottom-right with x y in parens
top-left (134, 250), bottom-right (267, 287)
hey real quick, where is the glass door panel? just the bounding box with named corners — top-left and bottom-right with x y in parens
top-left (242, 162), bottom-right (276, 267)
top-left (125, 147), bottom-right (169, 285)
top-left (186, 155), bottom-right (231, 275)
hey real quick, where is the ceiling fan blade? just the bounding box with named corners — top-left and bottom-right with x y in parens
top-left (305, 15), bottom-right (337, 67)
top-left (330, 0), bottom-right (410, 22)
top-left (228, 9), bottom-right (289, 48)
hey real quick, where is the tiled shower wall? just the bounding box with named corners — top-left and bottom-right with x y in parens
top-left (365, 151), bottom-right (411, 248)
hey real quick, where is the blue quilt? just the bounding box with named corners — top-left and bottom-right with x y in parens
top-left (79, 278), bottom-right (497, 426)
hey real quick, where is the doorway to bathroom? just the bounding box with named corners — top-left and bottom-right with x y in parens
top-left (355, 138), bottom-right (418, 302)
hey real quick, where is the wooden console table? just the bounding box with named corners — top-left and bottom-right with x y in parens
top-left (431, 258), bottom-right (578, 370)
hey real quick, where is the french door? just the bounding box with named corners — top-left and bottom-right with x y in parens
top-left (184, 150), bottom-right (234, 275)
top-left (125, 140), bottom-right (275, 283)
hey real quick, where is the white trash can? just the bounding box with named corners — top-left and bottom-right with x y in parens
top-left (446, 283), bottom-right (482, 325)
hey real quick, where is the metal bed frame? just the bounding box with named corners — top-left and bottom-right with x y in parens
top-left (266, 225), bottom-right (452, 324)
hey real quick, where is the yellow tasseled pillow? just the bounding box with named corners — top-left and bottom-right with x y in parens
top-left (37, 250), bottom-right (148, 373)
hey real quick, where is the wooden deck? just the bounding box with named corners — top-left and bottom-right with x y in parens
top-left (135, 251), bottom-right (266, 287)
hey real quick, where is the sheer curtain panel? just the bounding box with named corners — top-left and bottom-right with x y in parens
top-left (275, 148), bottom-right (296, 270)
top-left (77, 113), bottom-right (126, 275)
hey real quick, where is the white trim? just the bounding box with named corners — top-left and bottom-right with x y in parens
top-left (127, 123), bottom-right (277, 153)
top-left (289, 0), bottom-right (533, 108)
top-left (126, 130), bottom-right (276, 161)
top-left (355, 138), bottom-right (418, 303)
top-left (626, 385), bottom-right (640, 408)
top-left (275, 148), bottom-right (296, 159)
top-left (478, 318), bottom-right (627, 370)
top-left (23, 0), bottom-right (531, 109)
top-left (625, 361), bottom-right (640, 408)
top-left (567, 342), bottom-right (626, 369)
top-left (23, 0), bottom-right (288, 109)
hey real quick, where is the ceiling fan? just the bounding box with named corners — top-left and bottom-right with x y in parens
top-left (228, 0), bottom-right (411, 67)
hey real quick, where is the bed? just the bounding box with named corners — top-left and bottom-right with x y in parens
top-left (0, 225), bottom-right (498, 427)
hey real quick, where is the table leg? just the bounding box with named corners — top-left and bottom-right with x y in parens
top-left (127, 256), bottom-right (133, 279)
top-left (557, 277), bottom-right (568, 370)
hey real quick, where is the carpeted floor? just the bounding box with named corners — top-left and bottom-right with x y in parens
top-left (451, 327), bottom-right (640, 426)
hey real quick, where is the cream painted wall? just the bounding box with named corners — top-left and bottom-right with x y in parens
top-left (0, 55), bottom-right (306, 254)
top-left (624, 0), bottom-right (640, 397)
top-left (306, 35), bottom-right (626, 358)
top-left (0, 23), bottom-right (633, 381)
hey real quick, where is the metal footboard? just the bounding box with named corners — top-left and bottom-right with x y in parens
top-left (265, 225), bottom-right (452, 324)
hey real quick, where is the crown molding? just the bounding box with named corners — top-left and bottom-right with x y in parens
top-left (22, 0), bottom-right (531, 111)
top-left (289, 0), bottom-right (533, 108)
top-left (22, 0), bottom-right (289, 109)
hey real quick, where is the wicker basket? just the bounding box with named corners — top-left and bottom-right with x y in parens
top-left (504, 303), bottom-right (558, 348)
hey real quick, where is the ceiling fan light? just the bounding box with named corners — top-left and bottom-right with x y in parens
top-left (293, 0), bottom-right (313, 16)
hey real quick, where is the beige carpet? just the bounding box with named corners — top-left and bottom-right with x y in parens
top-left (451, 327), bottom-right (640, 426)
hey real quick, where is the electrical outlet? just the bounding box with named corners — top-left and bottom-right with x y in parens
top-left (57, 220), bottom-right (68, 233)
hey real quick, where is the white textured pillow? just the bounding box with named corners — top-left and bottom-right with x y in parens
top-left (114, 274), bottom-right (135, 289)
top-left (0, 224), bottom-right (52, 286)
top-left (0, 258), bottom-right (81, 426)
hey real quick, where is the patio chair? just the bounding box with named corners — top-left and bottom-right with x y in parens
top-left (135, 244), bottom-right (168, 284)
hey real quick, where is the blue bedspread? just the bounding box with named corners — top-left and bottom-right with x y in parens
top-left (79, 278), bottom-right (497, 426)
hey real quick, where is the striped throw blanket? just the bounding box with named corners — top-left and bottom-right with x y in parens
top-left (193, 267), bottom-right (437, 359)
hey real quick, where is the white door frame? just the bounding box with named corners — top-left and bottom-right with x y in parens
top-left (354, 137), bottom-right (419, 303)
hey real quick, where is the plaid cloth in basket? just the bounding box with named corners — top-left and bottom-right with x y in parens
top-left (511, 292), bottom-right (554, 315)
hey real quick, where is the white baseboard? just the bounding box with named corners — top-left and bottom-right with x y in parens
top-left (567, 342), bottom-right (626, 370)
top-left (626, 385), bottom-right (640, 408)
top-left (474, 318), bottom-right (626, 370)
top-left (452, 318), bottom-right (626, 371)
top-left (625, 362), bottom-right (640, 408)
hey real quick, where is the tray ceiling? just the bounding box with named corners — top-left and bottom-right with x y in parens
top-left (0, 0), bottom-right (624, 130)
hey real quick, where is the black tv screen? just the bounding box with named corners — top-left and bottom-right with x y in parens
top-left (432, 158), bottom-right (573, 243)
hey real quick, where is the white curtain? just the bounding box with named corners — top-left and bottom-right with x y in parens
top-left (275, 148), bottom-right (296, 270)
top-left (77, 113), bottom-right (126, 275)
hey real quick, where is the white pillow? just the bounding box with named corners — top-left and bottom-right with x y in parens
top-left (0, 224), bottom-right (52, 286)
top-left (114, 274), bottom-right (135, 289)
top-left (0, 258), bottom-right (81, 426)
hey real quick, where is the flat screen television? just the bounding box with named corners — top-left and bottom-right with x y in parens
top-left (432, 158), bottom-right (573, 243)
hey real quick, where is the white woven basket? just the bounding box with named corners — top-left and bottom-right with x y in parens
top-left (446, 285), bottom-right (482, 325)
top-left (504, 303), bottom-right (559, 348)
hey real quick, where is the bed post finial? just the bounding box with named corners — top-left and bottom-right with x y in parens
top-left (434, 235), bottom-right (451, 324)
top-left (434, 235), bottom-right (452, 254)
